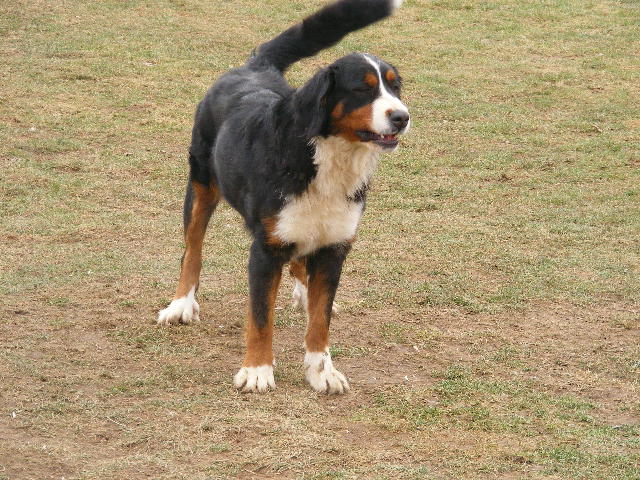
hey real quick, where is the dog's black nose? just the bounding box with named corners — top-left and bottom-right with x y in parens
top-left (389, 110), bottom-right (410, 131)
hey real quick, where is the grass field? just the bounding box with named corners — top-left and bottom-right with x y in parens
top-left (1, 0), bottom-right (639, 478)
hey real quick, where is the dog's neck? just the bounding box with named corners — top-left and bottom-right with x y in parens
top-left (311, 135), bottom-right (380, 199)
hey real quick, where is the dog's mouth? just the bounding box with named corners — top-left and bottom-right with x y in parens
top-left (356, 131), bottom-right (399, 149)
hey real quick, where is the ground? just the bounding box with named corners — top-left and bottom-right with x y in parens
top-left (1, 0), bottom-right (638, 479)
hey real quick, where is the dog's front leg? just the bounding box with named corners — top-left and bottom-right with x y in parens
top-left (304, 243), bottom-right (351, 394)
top-left (234, 240), bottom-right (284, 393)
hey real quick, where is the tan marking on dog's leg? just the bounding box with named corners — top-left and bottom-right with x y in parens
top-left (304, 272), bottom-right (349, 394)
top-left (289, 259), bottom-right (308, 286)
top-left (289, 259), bottom-right (308, 311)
top-left (243, 272), bottom-right (278, 367)
top-left (157, 181), bottom-right (219, 326)
top-left (234, 267), bottom-right (282, 392)
top-left (305, 272), bottom-right (330, 352)
top-left (290, 259), bottom-right (339, 314)
top-left (175, 182), bottom-right (220, 298)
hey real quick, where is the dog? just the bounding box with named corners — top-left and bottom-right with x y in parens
top-left (157, 0), bottom-right (410, 394)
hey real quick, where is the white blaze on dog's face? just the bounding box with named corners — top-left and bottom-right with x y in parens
top-left (363, 54), bottom-right (410, 141)
top-left (328, 53), bottom-right (410, 151)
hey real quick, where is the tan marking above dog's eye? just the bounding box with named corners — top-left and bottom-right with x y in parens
top-left (385, 69), bottom-right (397, 84)
top-left (364, 72), bottom-right (378, 88)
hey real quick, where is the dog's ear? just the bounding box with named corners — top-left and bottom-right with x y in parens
top-left (294, 66), bottom-right (335, 139)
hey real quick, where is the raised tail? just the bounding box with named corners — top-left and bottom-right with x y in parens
top-left (251, 0), bottom-right (402, 72)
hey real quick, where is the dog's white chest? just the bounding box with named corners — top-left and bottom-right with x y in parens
top-left (274, 137), bottom-right (379, 256)
top-left (276, 190), bottom-right (364, 256)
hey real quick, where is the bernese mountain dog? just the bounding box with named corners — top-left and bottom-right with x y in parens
top-left (157, 0), bottom-right (410, 394)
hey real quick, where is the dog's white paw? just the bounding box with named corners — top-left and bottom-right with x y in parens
top-left (157, 288), bottom-right (199, 325)
top-left (304, 350), bottom-right (350, 394)
top-left (292, 280), bottom-right (339, 315)
top-left (234, 365), bottom-right (276, 393)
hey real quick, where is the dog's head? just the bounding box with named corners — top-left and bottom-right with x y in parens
top-left (295, 53), bottom-right (410, 151)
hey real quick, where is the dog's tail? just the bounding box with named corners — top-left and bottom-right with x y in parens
top-left (251, 0), bottom-right (403, 72)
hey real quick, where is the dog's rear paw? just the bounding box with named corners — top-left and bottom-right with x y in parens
top-left (304, 350), bottom-right (350, 394)
top-left (234, 365), bottom-right (276, 393)
top-left (157, 290), bottom-right (200, 325)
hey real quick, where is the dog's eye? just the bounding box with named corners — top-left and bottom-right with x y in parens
top-left (353, 85), bottom-right (374, 94)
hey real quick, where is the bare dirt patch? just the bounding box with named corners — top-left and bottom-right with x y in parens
top-left (2, 290), bottom-right (638, 479)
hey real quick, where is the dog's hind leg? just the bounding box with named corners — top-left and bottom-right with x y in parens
top-left (234, 240), bottom-right (284, 392)
top-left (157, 178), bottom-right (220, 325)
top-left (290, 258), bottom-right (339, 315)
top-left (289, 259), bottom-right (308, 311)
top-left (303, 244), bottom-right (350, 394)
